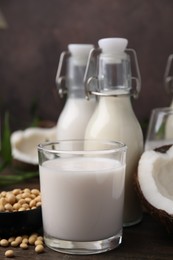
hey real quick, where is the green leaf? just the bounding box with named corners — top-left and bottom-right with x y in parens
top-left (1, 112), bottom-right (12, 164)
top-left (0, 169), bottom-right (39, 186)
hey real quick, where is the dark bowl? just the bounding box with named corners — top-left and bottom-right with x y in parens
top-left (0, 206), bottom-right (42, 238)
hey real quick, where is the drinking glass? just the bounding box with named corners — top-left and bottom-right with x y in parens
top-left (145, 107), bottom-right (173, 151)
top-left (38, 139), bottom-right (127, 255)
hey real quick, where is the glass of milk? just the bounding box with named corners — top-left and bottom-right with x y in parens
top-left (145, 107), bottom-right (173, 151)
top-left (38, 139), bottom-right (127, 255)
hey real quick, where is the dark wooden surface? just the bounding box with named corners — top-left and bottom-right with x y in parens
top-left (0, 177), bottom-right (173, 259)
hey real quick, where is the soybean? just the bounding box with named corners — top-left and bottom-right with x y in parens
top-left (35, 244), bottom-right (44, 254)
top-left (2, 234), bottom-right (45, 255)
top-left (5, 249), bottom-right (14, 258)
top-left (0, 239), bottom-right (9, 247)
top-left (0, 188), bottom-right (41, 212)
top-left (20, 242), bottom-right (28, 249)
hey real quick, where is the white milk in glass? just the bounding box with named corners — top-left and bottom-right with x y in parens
top-left (165, 110), bottom-right (173, 139)
top-left (39, 157), bottom-right (125, 241)
top-left (145, 108), bottom-right (173, 151)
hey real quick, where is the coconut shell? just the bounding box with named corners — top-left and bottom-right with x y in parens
top-left (135, 144), bottom-right (173, 234)
top-left (10, 121), bottom-right (56, 172)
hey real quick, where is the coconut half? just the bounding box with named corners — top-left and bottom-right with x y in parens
top-left (11, 126), bottom-right (57, 170)
top-left (136, 144), bottom-right (173, 233)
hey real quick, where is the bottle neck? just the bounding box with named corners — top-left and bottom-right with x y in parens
top-left (98, 53), bottom-right (132, 95)
top-left (66, 58), bottom-right (86, 98)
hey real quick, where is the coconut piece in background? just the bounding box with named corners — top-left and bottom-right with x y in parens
top-left (11, 126), bottom-right (57, 170)
top-left (136, 144), bottom-right (173, 233)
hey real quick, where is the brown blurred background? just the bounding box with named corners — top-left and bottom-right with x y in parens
top-left (0, 0), bottom-right (173, 136)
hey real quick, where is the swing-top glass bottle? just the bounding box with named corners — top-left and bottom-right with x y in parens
top-left (84, 38), bottom-right (144, 226)
top-left (56, 44), bottom-right (96, 140)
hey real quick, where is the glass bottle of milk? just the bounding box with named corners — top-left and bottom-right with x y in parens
top-left (56, 44), bottom-right (96, 140)
top-left (84, 38), bottom-right (144, 227)
top-left (164, 54), bottom-right (173, 139)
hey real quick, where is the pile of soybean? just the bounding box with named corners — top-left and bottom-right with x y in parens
top-left (1, 233), bottom-right (44, 257)
top-left (0, 188), bottom-right (44, 258)
top-left (0, 188), bottom-right (41, 212)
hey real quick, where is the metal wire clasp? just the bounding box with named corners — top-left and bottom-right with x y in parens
top-left (164, 54), bottom-right (173, 95)
top-left (84, 47), bottom-right (141, 99)
top-left (55, 51), bottom-right (70, 98)
top-left (126, 48), bottom-right (141, 99)
top-left (84, 48), bottom-right (101, 100)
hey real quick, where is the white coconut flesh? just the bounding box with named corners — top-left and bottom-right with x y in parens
top-left (138, 145), bottom-right (173, 215)
top-left (11, 126), bottom-right (57, 165)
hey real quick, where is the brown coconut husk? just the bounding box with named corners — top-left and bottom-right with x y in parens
top-left (135, 144), bottom-right (173, 234)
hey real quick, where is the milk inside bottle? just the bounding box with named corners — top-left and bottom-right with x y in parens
top-left (84, 38), bottom-right (144, 226)
top-left (56, 44), bottom-right (96, 140)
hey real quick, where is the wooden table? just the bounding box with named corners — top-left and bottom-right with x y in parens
top-left (0, 177), bottom-right (173, 260)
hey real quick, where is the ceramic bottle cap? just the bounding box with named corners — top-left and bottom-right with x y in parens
top-left (98, 38), bottom-right (128, 54)
top-left (68, 44), bottom-right (94, 65)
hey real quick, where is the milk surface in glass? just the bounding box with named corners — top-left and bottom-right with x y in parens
top-left (39, 157), bottom-right (125, 242)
